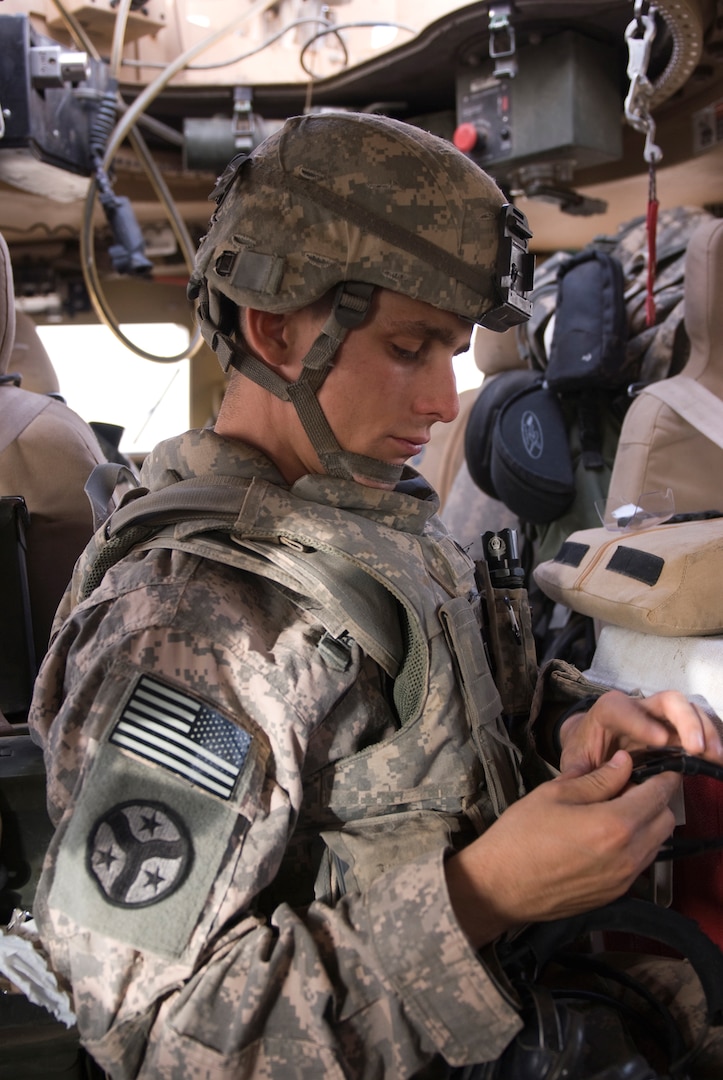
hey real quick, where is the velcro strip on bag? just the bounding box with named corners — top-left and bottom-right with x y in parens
top-left (606, 546), bottom-right (664, 586)
top-left (533, 516), bottom-right (723, 636)
top-left (553, 540), bottom-right (590, 568)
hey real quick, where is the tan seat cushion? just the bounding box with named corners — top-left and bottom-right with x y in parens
top-left (607, 218), bottom-right (723, 515)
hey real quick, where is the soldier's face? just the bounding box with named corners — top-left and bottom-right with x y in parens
top-left (312, 289), bottom-right (469, 485)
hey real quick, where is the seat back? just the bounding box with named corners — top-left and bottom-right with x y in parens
top-left (589, 220), bottom-right (723, 950)
top-left (0, 236), bottom-right (104, 1079)
top-left (0, 233), bottom-right (106, 660)
top-left (416, 325), bottom-right (522, 562)
top-left (607, 217), bottom-right (723, 515)
top-left (0, 497), bottom-right (35, 721)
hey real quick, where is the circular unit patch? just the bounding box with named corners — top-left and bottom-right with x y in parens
top-left (87, 800), bottom-right (193, 908)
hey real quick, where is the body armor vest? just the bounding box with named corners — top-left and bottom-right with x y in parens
top-left (76, 470), bottom-right (525, 904)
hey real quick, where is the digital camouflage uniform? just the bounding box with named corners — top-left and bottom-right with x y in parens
top-left (29, 427), bottom-right (529, 1079)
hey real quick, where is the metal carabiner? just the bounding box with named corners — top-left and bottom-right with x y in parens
top-left (624, 12), bottom-right (657, 126)
top-left (625, 9), bottom-right (656, 85)
top-left (624, 9), bottom-right (663, 162)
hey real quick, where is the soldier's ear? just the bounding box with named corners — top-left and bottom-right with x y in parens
top-left (243, 308), bottom-right (291, 369)
top-left (245, 307), bottom-right (323, 379)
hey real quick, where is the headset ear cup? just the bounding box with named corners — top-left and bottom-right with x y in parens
top-left (492, 982), bottom-right (661, 1080)
top-left (483, 897), bottom-right (723, 1080)
top-left (492, 986), bottom-right (586, 1079)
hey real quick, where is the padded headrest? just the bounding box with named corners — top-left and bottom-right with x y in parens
top-left (11, 310), bottom-right (60, 394)
top-left (0, 229), bottom-right (60, 392)
top-left (473, 324), bottom-right (524, 374)
top-left (683, 217), bottom-right (723, 384)
top-left (0, 231), bottom-right (16, 377)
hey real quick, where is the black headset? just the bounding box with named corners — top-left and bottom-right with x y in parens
top-left (481, 894), bottom-right (723, 1080)
top-left (462, 750), bottom-right (723, 1080)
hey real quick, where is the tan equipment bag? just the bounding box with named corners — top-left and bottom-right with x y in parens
top-left (533, 516), bottom-right (723, 637)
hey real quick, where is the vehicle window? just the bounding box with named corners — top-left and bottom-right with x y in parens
top-left (36, 323), bottom-right (190, 456)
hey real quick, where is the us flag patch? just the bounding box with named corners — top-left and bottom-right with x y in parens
top-left (110, 675), bottom-right (251, 800)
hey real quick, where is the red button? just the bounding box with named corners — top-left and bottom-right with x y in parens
top-left (453, 123), bottom-right (478, 153)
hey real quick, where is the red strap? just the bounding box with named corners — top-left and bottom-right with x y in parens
top-left (646, 163), bottom-right (659, 328)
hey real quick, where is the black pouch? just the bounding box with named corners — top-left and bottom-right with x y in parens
top-left (547, 249), bottom-right (628, 392)
top-left (465, 371), bottom-right (575, 524)
top-left (464, 368), bottom-right (543, 500)
top-left (491, 380), bottom-right (575, 524)
top-left (484, 896), bottom-right (723, 1080)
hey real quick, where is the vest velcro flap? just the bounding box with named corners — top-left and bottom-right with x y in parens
top-left (533, 517), bottom-right (723, 636)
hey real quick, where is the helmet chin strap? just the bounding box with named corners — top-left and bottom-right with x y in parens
top-left (221, 284), bottom-right (404, 487)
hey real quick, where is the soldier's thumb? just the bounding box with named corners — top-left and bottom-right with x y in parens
top-left (561, 750), bottom-right (632, 803)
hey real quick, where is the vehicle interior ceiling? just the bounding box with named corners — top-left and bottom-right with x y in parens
top-left (0, 0), bottom-right (722, 442)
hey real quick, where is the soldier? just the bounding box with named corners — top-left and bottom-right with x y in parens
top-left (28, 113), bottom-right (723, 1078)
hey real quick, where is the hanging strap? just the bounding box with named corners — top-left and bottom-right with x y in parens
top-left (642, 375), bottom-right (723, 450)
top-left (0, 386), bottom-right (53, 457)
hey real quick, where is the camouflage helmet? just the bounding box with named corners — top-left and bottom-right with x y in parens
top-left (189, 111), bottom-right (532, 324)
top-left (188, 112), bottom-right (534, 485)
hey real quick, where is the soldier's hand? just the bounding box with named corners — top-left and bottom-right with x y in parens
top-left (558, 689), bottom-right (723, 775)
top-left (445, 749), bottom-right (679, 949)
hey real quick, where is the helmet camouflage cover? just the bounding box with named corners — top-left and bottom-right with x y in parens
top-left (189, 111), bottom-right (513, 325)
top-left (188, 112), bottom-right (533, 484)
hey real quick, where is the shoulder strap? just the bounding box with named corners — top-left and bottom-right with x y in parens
top-left (0, 386), bottom-right (53, 457)
top-left (78, 473), bottom-right (413, 685)
top-left (642, 375), bottom-right (723, 450)
top-left (84, 462), bottom-right (141, 531)
top-left (105, 474), bottom-right (254, 535)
